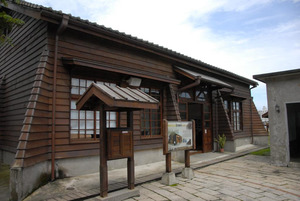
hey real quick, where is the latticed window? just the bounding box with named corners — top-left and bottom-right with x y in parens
top-left (232, 101), bottom-right (242, 131)
top-left (70, 78), bottom-right (117, 140)
top-left (140, 87), bottom-right (161, 137)
top-left (222, 99), bottom-right (243, 131)
top-left (179, 91), bottom-right (192, 99)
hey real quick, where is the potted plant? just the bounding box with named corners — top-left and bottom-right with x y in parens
top-left (215, 134), bottom-right (226, 153)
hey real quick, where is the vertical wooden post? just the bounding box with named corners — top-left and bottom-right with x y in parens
top-left (100, 105), bottom-right (108, 197)
top-left (127, 110), bottom-right (133, 129)
top-left (166, 153), bottom-right (171, 173)
top-left (127, 110), bottom-right (135, 190)
top-left (127, 156), bottom-right (134, 189)
top-left (185, 150), bottom-right (190, 168)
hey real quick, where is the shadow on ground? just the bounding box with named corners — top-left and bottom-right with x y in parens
top-left (0, 163), bottom-right (10, 201)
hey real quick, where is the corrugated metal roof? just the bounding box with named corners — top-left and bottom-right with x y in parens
top-left (96, 84), bottom-right (158, 103)
top-left (8, 0), bottom-right (258, 86)
top-left (76, 83), bottom-right (159, 110)
top-left (175, 67), bottom-right (233, 89)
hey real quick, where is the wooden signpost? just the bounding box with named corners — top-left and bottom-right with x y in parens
top-left (100, 108), bottom-right (135, 198)
top-left (162, 119), bottom-right (196, 184)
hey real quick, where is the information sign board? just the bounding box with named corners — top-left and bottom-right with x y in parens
top-left (163, 120), bottom-right (195, 154)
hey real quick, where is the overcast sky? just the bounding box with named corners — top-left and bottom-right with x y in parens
top-left (27, 0), bottom-right (300, 110)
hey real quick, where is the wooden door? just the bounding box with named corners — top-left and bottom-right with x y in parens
top-left (188, 103), bottom-right (203, 150)
top-left (203, 104), bottom-right (212, 152)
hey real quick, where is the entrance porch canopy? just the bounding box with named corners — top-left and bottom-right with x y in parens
top-left (76, 83), bottom-right (159, 111)
top-left (174, 66), bottom-right (233, 89)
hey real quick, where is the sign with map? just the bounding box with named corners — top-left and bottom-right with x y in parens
top-left (163, 120), bottom-right (195, 154)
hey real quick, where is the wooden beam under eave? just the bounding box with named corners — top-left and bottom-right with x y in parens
top-left (62, 57), bottom-right (181, 85)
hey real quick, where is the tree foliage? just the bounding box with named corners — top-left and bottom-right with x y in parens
top-left (0, 0), bottom-right (24, 45)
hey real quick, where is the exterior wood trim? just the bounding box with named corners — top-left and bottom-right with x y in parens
top-left (62, 57), bottom-right (181, 85)
top-left (15, 49), bottom-right (51, 168)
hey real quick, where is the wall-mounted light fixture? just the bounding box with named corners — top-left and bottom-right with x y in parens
top-left (275, 104), bottom-right (280, 113)
top-left (127, 77), bottom-right (142, 87)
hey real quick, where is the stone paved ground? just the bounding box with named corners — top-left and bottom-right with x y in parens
top-left (116, 155), bottom-right (300, 201)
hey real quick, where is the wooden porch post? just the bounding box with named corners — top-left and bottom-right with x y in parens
top-left (185, 150), bottom-right (190, 168)
top-left (127, 111), bottom-right (134, 189)
top-left (100, 105), bottom-right (108, 197)
top-left (166, 153), bottom-right (172, 173)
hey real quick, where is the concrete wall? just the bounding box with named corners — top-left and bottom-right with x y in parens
top-left (10, 161), bottom-right (51, 201)
top-left (1, 150), bottom-right (15, 165)
top-left (10, 148), bottom-right (165, 200)
top-left (266, 74), bottom-right (300, 166)
top-left (54, 148), bottom-right (165, 177)
top-left (223, 136), bottom-right (268, 152)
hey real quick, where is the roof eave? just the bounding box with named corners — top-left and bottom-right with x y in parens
top-left (7, 1), bottom-right (258, 87)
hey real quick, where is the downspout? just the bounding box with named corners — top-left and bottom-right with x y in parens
top-left (51, 15), bottom-right (69, 181)
top-left (249, 84), bottom-right (257, 144)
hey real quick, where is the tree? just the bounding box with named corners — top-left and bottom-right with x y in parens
top-left (0, 0), bottom-right (24, 45)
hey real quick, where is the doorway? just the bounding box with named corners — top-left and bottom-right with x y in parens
top-left (187, 103), bottom-right (213, 152)
top-left (287, 103), bottom-right (300, 162)
top-left (188, 103), bottom-right (203, 150)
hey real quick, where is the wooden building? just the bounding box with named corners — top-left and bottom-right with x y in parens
top-left (0, 1), bottom-right (268, 200)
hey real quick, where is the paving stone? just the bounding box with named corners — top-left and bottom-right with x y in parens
top-left (220, 195), bottom-right (241, 201)
top-left (258, 196), bottom-right (277, 201)
top-left (262, 191), bottom-right (286, 200)
top-left (279, 193), bottom-right (300, 200)
top-left (150, 181), bottom-right (165, 187)
top-left (218, 188), bottom-right (241, 197)
top-left (239, 189), bottom-right (265, 199)
top-left (188, 197), bottom-right (206, 201)
top-left (237, 195), bottom-right (256, 201)
top-left (199, 188), bottom-right (221, 196)
top-left (23, 152), bottom-right (300, 201)
top-left (241, 185), bottom-right (264, 193)
top-left (173, 189), bottom-right (197, 200)
top-left (194, 191), bottom-right (219, 200)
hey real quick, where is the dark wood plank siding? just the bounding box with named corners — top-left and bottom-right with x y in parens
top-left (40, 28), bottom-right (177, 160)
top-left (15, 49), bottom-right (52, 167)
top-left (1, 11), bottom-right (268, 166)
top-left (251, 99), bottom-right (268, 136)
top-left (213, 77), bottom-right (268, 141)
top-left (0, 11), bottom-right (47, 157)
top-left (165, 84), bottom-right (181, 121)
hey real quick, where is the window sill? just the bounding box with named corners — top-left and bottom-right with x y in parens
top-left (141, 135), bottom-right (163, 140)
top-left (70, 139), bottom-right (99, 144)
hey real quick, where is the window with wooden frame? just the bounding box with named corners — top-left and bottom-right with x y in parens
top-left (232, 101), bottom-right (242, 131)
top-left (179, 91), bottom-right (192, 99)
top-left (140, 87), bottom-right (162, 138)
top-left (195, 86), bottom-right (209, 102)
top-left (70, 78), bottom-right (118, 140)
top-left (222, 99), bottom-right (243, 131)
